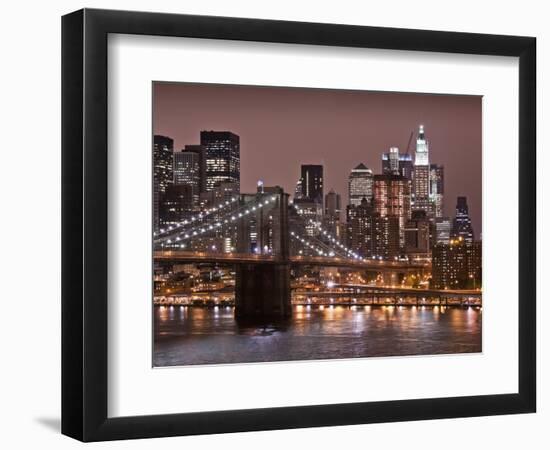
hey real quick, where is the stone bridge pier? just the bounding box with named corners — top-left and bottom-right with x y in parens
top-left (234, 263), bottom-right (291, 319)
top-left (234, 191), bottom-right (292, 319)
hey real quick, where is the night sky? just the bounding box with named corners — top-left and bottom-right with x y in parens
top-left (153, 82), bottom-right (482, 237)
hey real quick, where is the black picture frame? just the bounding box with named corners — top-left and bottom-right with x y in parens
top-left (62, 8), bottom-right (536, 442)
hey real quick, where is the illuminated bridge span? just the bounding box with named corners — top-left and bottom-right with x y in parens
top-left (154, 192), bottom-right (430, 319)
top-left (154, 251), bottom-right (429, 272)
top-left (294, 285), bottom-right (481, 305)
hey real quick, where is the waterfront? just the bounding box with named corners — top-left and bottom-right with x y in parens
top-left (153, 302), bottom-right (481, 367)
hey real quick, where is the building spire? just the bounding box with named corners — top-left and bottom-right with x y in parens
top-left (414, 124), bottom-right (429, 166)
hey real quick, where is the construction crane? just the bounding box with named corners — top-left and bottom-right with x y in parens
top-left (404, 130), bottom-right (414, 155)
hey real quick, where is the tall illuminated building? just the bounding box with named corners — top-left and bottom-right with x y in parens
top-left (293, 198), bottom-right (323, 237)
top-left (294, 178), bottom-right (304, 200)
top-left (430, 163), bottom-right (444, 218)
top-left (324, 189), bottom-right (341, 220)
top-left (347, 198), bottom-right (373, 257)
top-left (404, 210), bottom-right (431, 259)
top-left (348, 163), bottom-right (373, 208)
top-left (181, 144), bottom-right (206, 192)
top-left (173, 148), bottom-right (201, 210)
top-left (153, 135), bottom-right (174, 231)
top-left (371, 214), bottom-right (400, 259)
top-left (373, 173), bottom-right (411, 248)
top-left (432, 239), bottom-right (481, 289)
top-left (388, 147), bottom-right (400, 174)
top-left (434, 217), bottom-right (452, 244)
top-left (200, 131), bottom-right (240, 192)
top-left (382, 149), bottom-right (413, 179)
top-left (452, 196), bottom-right (474, 243)
top-left (323, 189), bottom-right (343, 246)
top-left (160, 184), bottom-right (194, 228)
top-left (300, 164), bottom-right (323, 204)
top-left (412, 125), bottom-right (431, 214)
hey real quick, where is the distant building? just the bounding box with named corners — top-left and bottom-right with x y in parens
top-left (294, 178), bottom-right (304, 200)
top-left (430, 163), bottom-right (444, 218)
top-left (182, 144), bottom-right (206, 192)
top-left (347, 198), bottom-right (373, 257)
top-left (434, 217), bottom-right (452, 245)
top-left (382, 149), bottom-right (413, 179)
top-left (153, 135), bottom-right (174, 231)
top-left (173, 149), bottom-right (200, 210)
top-left (373, 173), bottom-right (411, 248)
top-left (324, 189), bottom-right (341, 220)
top-left (432, 238), bottom-right (482, 289)
top-left (371, 214), bottom-right (400, 259)
top-left (199, 181), bottom-right (239, 209)
top-left (412, 125), bottom-right (431, 214)
top-left (300, 165), bottom-right (324, 204)
top-left (404, 210), bottom-right (431, 258)
top-left (348, 163), bottom-right (373, 208)
top-left (159, 184), bottom-right (193, 229)
top-left (200, 131), bottom-right (240, 192)
top-left (346, 199), bottom-right (399, 260)
top-left (452, 196), bottom-right (474, 243)
top-left (293, 198), bottom-right (323, 237)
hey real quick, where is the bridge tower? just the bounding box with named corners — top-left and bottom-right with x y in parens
top-left (235, 192), bottom-right (292, 319)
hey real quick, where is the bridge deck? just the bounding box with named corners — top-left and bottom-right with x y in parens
top-left (154, 251), bottom-right (429, 271)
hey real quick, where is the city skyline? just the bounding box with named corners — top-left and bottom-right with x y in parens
top-left (152, 82), bottom-right (482, 367)
top-left (153, 82), bottom-right (482, 237)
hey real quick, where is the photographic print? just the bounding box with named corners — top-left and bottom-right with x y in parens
top-left (152, 82), bottom-right (482, 367)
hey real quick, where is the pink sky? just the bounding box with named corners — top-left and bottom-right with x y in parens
top-left (153, 82), bottom-right (482, 237)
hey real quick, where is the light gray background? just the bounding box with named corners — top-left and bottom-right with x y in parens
top-left (0, 1), bottom-right (546, 449)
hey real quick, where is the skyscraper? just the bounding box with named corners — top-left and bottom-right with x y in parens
top-left (173, 149), bottom-right (200, 210)
top-left (434, 217), bottom-right (452, 244)
top-left (323, 189), bottom-right (343, 246)
top-left (452, 196), bottom-right (474, 243)
top-left (324, 189), bottom-right (341, 220)
top-left (200, 131), bottom-right (240, 192)
top-left (293, 198), bottom-right (323, 237)
top-left (300, 164), bottom-right (323, 204)
top-left (153, 135), bottom-right (174, 231)
top-left (182, 144), bottom-right (206, 192)
top-left (348, 163), bottom-right (373, 208)
top-left (371, 214), bottom-right (400, 259)
top-left (430, 163), bottom-right (444, 217)
top-left (347, 198), bottom-right (373, 257)
top-left (404, 210), bottom-right (431, 258)
top-left (432, 238), bottom-right (481, 289)
top-left (160, 184), bottom-right (194, 228)
top-left (294, 178), bottom-right (303, 200)
top-left (382, 150), bottom-right (413, 179)
top-left (412, 125), bottom-right (431, 214)
top-left (373, 173), bottom-right (411, 247)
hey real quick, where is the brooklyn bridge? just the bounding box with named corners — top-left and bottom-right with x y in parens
top-left (154, 191), bottom-right (433, 318)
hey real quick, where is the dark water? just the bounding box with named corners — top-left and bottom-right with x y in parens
top-left (154, 304), bottom-right (482, 367)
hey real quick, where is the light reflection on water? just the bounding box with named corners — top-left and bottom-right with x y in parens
top-left (154, 303), bottom-right (481, 367)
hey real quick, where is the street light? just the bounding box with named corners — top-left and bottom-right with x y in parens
top-left (469, 273), bottom-right (476, 289)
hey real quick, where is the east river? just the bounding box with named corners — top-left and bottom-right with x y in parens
top-left (153, 302), bottom-right (481, 367)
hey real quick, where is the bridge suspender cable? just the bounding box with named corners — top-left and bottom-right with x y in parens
top-left (154, 195), bottom-right (278, 245)
top-left (291, 204), bottom-right (364, 261)
top-left (153, 196), bottom-right (240, 238)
